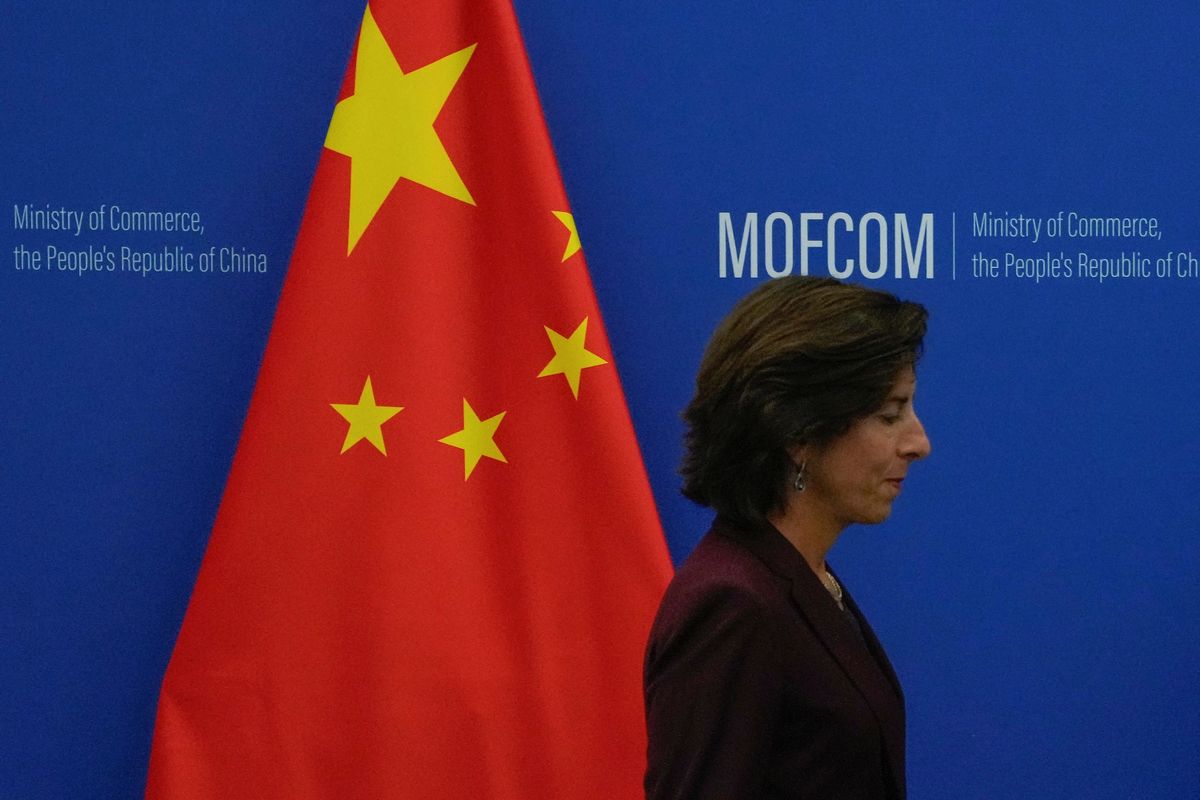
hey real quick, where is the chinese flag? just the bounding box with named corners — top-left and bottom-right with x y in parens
top-left (144, 2), bottom-right (672, 797)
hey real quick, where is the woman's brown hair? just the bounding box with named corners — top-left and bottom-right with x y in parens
top-left (680, 276), bottom-right (928, 528)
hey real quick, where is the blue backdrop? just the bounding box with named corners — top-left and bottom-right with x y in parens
top-left (3, 2), bottom-right (1197, 797)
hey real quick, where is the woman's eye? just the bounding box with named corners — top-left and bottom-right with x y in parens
top-left (879, 413), bottom-right (900, 425)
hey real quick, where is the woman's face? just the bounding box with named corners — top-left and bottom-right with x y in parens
top-left (802, 367), bottom-right (931, 527)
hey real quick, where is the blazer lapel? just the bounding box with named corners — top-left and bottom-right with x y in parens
top-left (838, 575), bottom-right (904, 701)
top-left (834, 571), bottom-right (906, 795)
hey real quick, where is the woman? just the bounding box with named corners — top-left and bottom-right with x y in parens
top-left (644, 276), bottom-right (930, 800)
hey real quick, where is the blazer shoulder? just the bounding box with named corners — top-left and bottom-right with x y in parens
top-left (671, 526), bottom-right (785, 593)
top-left (646, 527), bottom-right (791, 662)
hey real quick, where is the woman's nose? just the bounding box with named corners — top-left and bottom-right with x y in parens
top-left (904, 413), bottom-right (931, 460)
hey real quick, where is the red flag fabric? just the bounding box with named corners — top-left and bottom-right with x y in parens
top-left (145, 2), bottom-right (672, 797)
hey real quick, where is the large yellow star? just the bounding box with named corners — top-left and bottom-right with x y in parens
top-left (325, 6), bottom-right (476, 254)
top-left (330, 376), bottom-right (404, 455)
top-left (537, 317), bottom-right (607, 399)
top-left (438, 399), bottom-right (507, 480)
top-left (552, 210), bottom-right (582, 261)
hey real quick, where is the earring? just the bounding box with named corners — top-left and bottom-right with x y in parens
top-left (793, 460), bottom-right (807, 492)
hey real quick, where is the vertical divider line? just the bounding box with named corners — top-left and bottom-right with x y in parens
top-left (952, 212), bottom-right (957, 280)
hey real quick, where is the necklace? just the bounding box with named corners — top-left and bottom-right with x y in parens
top-left (820, 568), bottom-right (845, 610)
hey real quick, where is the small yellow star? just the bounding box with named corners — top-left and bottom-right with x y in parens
top-left (330, 376), bottom-right (404, 455)
top-left (552, 210), bottom-right (582, 261)
top-left (438, 399), bottom-right (507, 480)
top-left (325, 6), bottom-right (476, 254)
top-left (537, 317), bottom-right (607, 399)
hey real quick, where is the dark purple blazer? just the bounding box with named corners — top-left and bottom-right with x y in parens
top-left (644, 518), bottom-right (905, 800)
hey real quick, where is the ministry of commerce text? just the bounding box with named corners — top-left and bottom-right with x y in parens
top-left (13, 203), bottom-right (204, 235)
